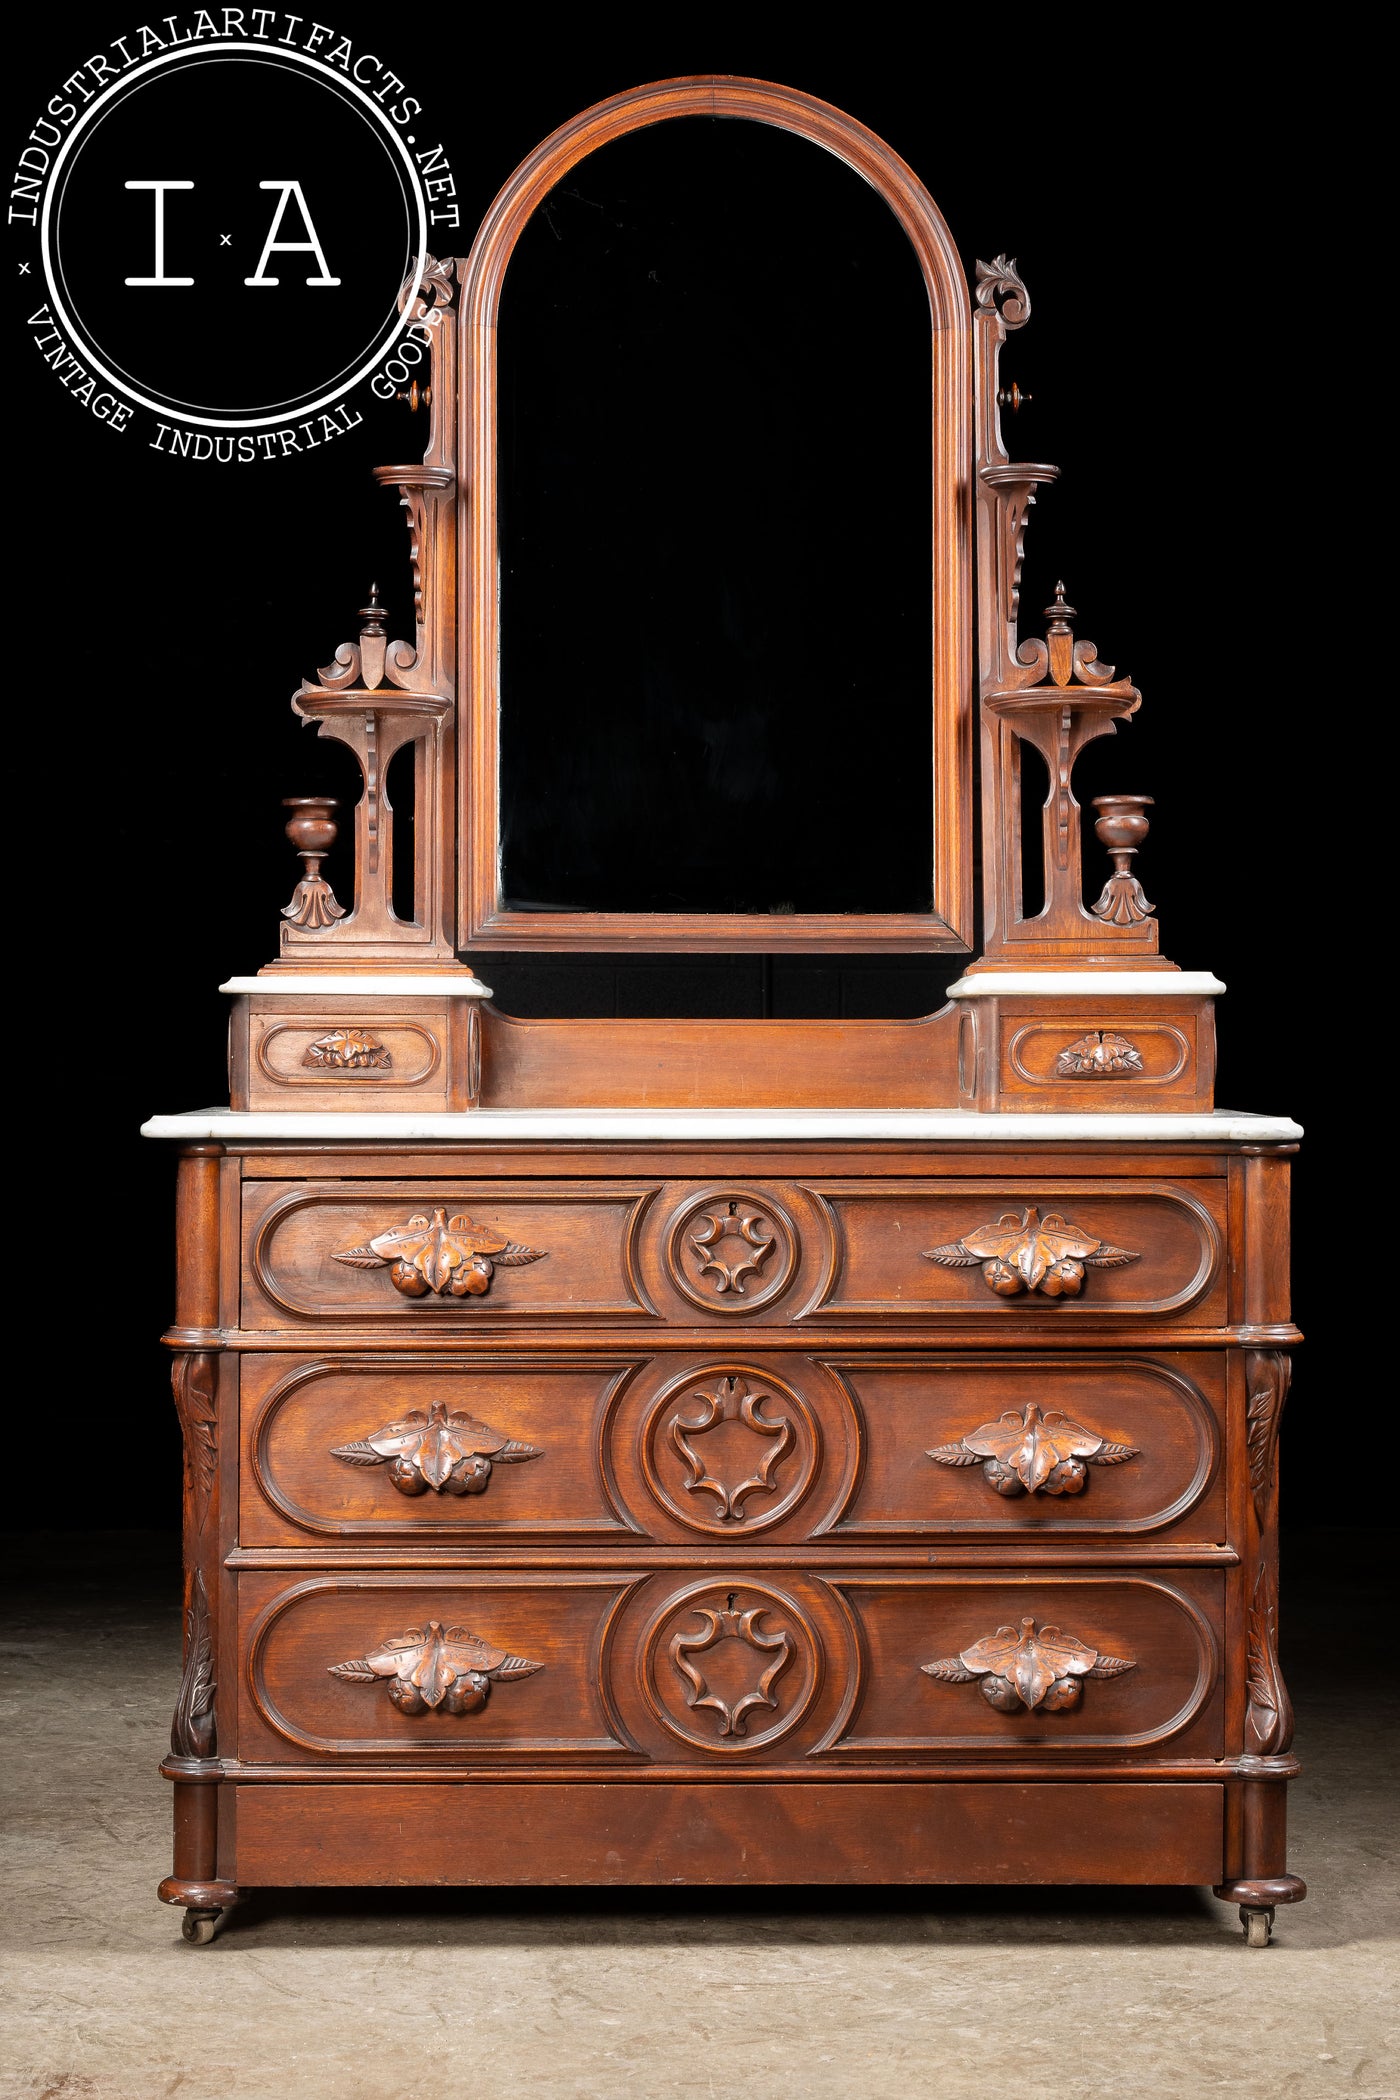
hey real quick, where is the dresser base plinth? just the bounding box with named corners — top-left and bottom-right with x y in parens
top-left (231, 1780), bottom-right (1224, 1888)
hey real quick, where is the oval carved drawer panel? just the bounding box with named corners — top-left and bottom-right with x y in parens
top-left (241, 1356), bottom-right (643, 1545)
top-left (825, 1572), bottom-right (1223, 1756)
top-left (240, 1574), bottom-right (642, 1761)
top-left (811, 1179), bottom-right (1225, 1321)
top-left (242, 1182), bottom-right (659, 1325)
top-left (832, 1352), bottom-right (1224, 1540)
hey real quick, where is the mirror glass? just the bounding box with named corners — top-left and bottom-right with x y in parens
top-left (497, 117), bottom-right (933, 916)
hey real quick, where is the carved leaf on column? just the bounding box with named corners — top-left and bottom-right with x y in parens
top-left (1246, 1564), bottom-right (1294, 1755)
top-left (1246, 1352), bottom-right (1292, 1526)
top-left (171, 1355), bottom-right (217, 1530)
top-left (329, 1620), bottom-right (541, 1715)
top-left (924, 1207), bottom-right (1139, 1298)
top-left (170, 1569), bottom-right (216, 1759)
top-left (922, 1615), bottom-right (1134, 1713)
top-left (670, 1598), bottom-right (795, 1738)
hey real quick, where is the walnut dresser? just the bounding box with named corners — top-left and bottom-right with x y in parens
top-left (144, 77), bottom-right (1304, 1948)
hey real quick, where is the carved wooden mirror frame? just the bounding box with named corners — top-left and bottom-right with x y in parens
top-left (456, 76), bottom-right (974, 953)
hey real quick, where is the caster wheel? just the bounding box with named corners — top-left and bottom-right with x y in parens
top-left (1241, 1905), bottom-right (1274, 1948)
top-left (181, 1909), bottom-right (220, 1945)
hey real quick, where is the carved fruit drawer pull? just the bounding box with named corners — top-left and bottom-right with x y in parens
top-left (332, 1399), bottom-right (543, 1496)
top-left (928, 1401), bottom-right (1138, 1497)
top-left (303, 1028), bottom-right (391, 1069)
top-left (923, 1615), bottom-right (1134, 1712)
top-left (329, 1620), bottom-right (542, 1715)
top-left (1055, 1031), bottom-right (1143, 1078)
top-left (924, 1206), bottom-right (1138, 1298)
top-left (335, 1209), bottom-right (546, 1298)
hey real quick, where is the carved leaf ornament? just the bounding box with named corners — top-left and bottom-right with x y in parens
top-left (332, 1399), bottom-right (542, 1496)
top-left (303, 1029), bottom-right (391, 1069)
top-left (335, 1209), bottom-right (546, 1298)
top-left (330, 1620), bottom-right (542, 1715)
top-left (1054, 1031), bottom-right (1144, 1078)
top-left (928, 1401), bottom-right (1138, 1497)
top-left (923, 1615), bottom-right (1134, 1713)
top-left (924, 1207), bottom-right (1138, 1298)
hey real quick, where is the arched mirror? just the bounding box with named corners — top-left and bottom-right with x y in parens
top-left (459, 80), bottom-right (972, 951)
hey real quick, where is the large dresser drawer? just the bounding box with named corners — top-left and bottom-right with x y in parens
top-left (239, 1350), bottom-right (1226, 1547)
top-left (233, 1569), bottom-right (1224, 1766)
top-left (240, 1171), bottom-right (1228, 1328)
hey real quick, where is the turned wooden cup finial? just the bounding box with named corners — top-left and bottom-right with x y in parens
top-left (1091, 793), bottom-right (1155, 926)
top-left (281, 795), bottom-right (346, 932)
top-left (358, 583), bottom-right (386, 637)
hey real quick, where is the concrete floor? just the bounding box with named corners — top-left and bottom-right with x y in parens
top-left (1, 1533), bottom-right (1395, 2100)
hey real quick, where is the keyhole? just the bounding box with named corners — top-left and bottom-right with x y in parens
top-left (726, 1593), bottom-right (736, 1612)
top-left (728, 1202), bottom-right (737, 1216)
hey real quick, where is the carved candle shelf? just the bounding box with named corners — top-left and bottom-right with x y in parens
top-left (922, 1615), bottom-right (1134, 1713)
top-left (273, 581), bottom-right (456, 969)
top-left (928, 1401), bottom-right (1139, 1496)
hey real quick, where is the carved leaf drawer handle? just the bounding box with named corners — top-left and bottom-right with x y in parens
top-left (922, 1615), bottom-right (1134, 1713)
top-left (928, 1401), bottom-right (1138, 1497)
top-left (329, 1620), bottom-right (542, 1715)
top-left (303, 1028), bottom-right (392, 1069)
top-left (1055, 1031), bottom-right (1143, 1078)
top-left (332, 1399), bottom-right (543, 1496)
top-left (334, 1208), bottom-right (547, 1298)
top-left (923, 1206), bottom-right (1138, 1298)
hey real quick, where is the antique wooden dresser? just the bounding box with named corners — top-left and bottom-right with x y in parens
top-left (145, 77), bottom-right (1303, 1947)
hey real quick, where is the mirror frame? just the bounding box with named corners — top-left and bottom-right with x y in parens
top-left (457, 76), bottom-right (973, 951)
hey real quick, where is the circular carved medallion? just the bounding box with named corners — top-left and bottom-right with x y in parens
top-left (640, 1364), bottom-right (820, 1536)
top-left (641, 1579), bottom-right (820, 1753)
top-left (666, 1187), bottom-right (798, 1315)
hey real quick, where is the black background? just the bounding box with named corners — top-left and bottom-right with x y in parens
top-left (6, 15), bottom-right (1344, 1534)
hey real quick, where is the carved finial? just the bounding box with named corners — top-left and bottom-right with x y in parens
top-left (359, 584), bottom-right (386, 636)
top-left (281, 795), bottom-right (346, 931)
top-left (1045, 582), bottom-right (1077, 684)
top-left (1091, 795), bottom-right (1155, 925)
top-left (355, 585), bottom-right (389, 689)
top-left (975, 255), bottom-right (1031, 327)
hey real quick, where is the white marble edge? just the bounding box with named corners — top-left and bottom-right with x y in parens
top-left (946, 971), bottom-right (1226, 997)
top-left (219, 974), bottom-right (494, 999)
top-left (141, 1107), bottom-right (1302, 1142)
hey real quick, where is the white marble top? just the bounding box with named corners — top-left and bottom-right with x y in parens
top-left (947, 971), bottom-right (1226, 998)
top-left (141, 1108), bottom-right (1301, 1143)
top-left (219, 974), bottom-right (494, 998)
